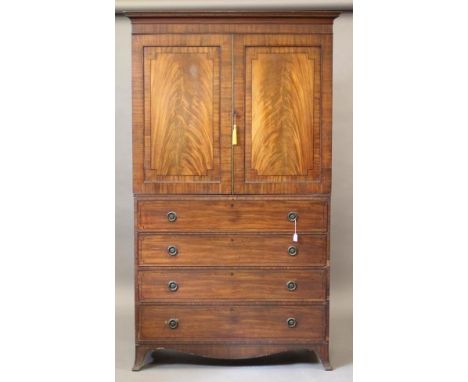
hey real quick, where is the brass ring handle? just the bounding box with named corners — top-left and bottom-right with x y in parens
top-left (288, 211), bottom-right (298, 222)
top-left (288, 246), bottom-right (298, 256)
top-left (167, 211), bottom-right (177, 222)
top-left (287, 317), bottom-right (297, 328)
top-left (286, 280), bottom-right (297, 291)
top-left (167, 318), bottom-right (179, 329)
top-left (168, 280), bottom-right (178, 292)
top-left (167, 245), bottom-right (178, 256)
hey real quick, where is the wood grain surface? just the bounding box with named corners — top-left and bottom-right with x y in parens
top-left (133, 34), bottom-right (233, 194)
top-left (137, 199), bottom-right (328, 232)
top-left (138, 268), bottom-right (327, 301)
top-left (138, 233), bottom-right (327, 266)
top-left (233, 34), bottom-right (331, 194)
top-left (138, 304), bottom-right (326, 341)
top-left (251, 48), bottom-right (316, 176)
top-left (148, 47), bottom-right (215, 176)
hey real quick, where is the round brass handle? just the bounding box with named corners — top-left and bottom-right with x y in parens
top-left (168, 280), bottom-right (178, 292)
top-left (288, 246), bottom-right (298, 256)
top-left (288, 211), bottom-right (298, 222)
top-left (167, 318), bottom-right (179, 329)
top-left (286, 280), bottom-right (297, 291)
top-left (167, 211), bottom-right (177, 222)
top-left (287, 317), bottom-right (297, 328)
top-left (167, 245), bottom-right (178, 256)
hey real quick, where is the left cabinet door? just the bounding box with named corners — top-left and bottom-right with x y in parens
top-left (132, 35), bottom-right (232, 194)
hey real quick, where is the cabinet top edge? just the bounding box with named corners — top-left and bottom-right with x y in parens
top-left (123, 10), bottom-right (341, 21)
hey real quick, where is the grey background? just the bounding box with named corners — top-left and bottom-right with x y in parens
top-left (115, 0), bottom-right (353, 12)
top-left (116, 10), bottom-right (352, 382)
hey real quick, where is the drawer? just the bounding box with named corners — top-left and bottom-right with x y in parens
top-left (138, 304), bottom-right (326, 341)
top-left (138, 269), bottom-right (326, 301)
top-left (137, 199), bottom-right (327, 232)
top-left (138, 233), bottom-right (327, 267)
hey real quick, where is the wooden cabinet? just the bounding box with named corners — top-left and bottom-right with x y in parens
top-left (129, 11), bottom-right (339, 371)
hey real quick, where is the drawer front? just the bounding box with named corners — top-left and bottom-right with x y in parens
top-left (138, 269), bottom-right (326, 301)
top-left (137, 199), bottom-right (327, 232)
top-left (139, 304), bottom-right (326, 341)
top-left (139, 234), bottom-right (327, 266)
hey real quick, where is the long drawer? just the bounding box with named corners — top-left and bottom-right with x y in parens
top-left (138, 304), bottom-right (326, 341)
top-left (137, 199), bottom-right (328, 232)
top-left (138, 269), bottom-right (326, 301)
top-left (138, 233), bottom-right (327, 266)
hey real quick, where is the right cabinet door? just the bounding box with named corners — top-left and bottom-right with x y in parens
top-left (233, 34), bottom-right (332, 194)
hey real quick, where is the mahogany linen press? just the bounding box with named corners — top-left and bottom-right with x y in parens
top-left (128, 11), bottom-right (339, 371)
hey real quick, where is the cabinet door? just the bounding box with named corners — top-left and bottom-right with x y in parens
top-left (132, 35), bottom-right (232, 194)
top-left (233, 34), bottom-right (332, 194)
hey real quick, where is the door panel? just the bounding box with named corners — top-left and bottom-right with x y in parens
top-left (145, 47), bottom-right (217, 178)
top-left (250, 47), bottom-right (319, 177)
top-left (234, 34), bottom-right (332, 194)
top-left (132, 35), bottom-right (232, 194)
